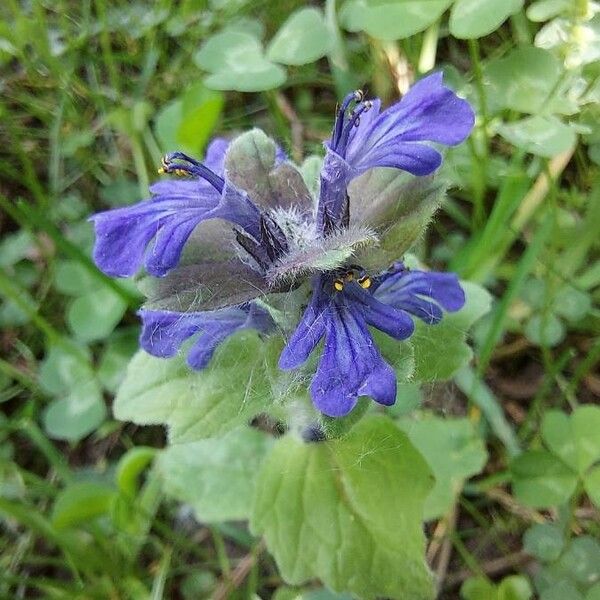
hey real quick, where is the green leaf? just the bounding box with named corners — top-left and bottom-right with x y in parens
top-left (158, 427), bottom-right (273, 523)
top-left (116, 446), bottom-right (157, 498)
top-left (113, 332), bottom-right (276, 443)
top-left (399, 416), bottom-right (488, 520)
top-left (523, 523), bottom-right (565, 562)
top-left (54, 260), bottom-right (98, 296)
top-left (484, 47), bottom-right (567, 115)
top-left (524, 313), bottom-right (566, 347)
top-left (540, 581), bottom-right (584, 600)
top-left (586, 583), bottom-right (600, 600)
top-left (542, 406), bottom-right (600, 475)
top-left (195, 30), bottom-right (261, 72)
top-left (450, 0), bottom-right (523, 39)
top-left (39, 344), bottom-right (92, 396)
top-left (556, 537), bottom-right (600, 586)
top-left (194, 30), bottom-right (285, 92)
top-left (67, 287), bottom-right (127, 343)
top-left (553, 286), bottom-right (592, 322)
top-left (267, 8), bottom-right (332, 65)
top-left (51, 482), bottom-right (116, 529)
top-left (497, 575), bottom-right (533, 600)
top-left (251, 416), bottom-right (435, 600)
top-left (154, 83), bottom-right (224, 156)
top-left (584, 465), bottom-right (600, 509)
top-left (97, 328), bottom-right (139, 393)
top-left (39, 345), bottom-right (107, 441)
top-left (511, 450), bottom-right (578, 507)
top-left (43, 381), bottom-right (107, 442)
top-left (461, 577), bottom-right (497, 600)
top-left (498, 116), bottom-right (577, 157)
top-left (341, 0), bottom-right (453, 41)
top-left (412, 281), bottom-right (492, 381)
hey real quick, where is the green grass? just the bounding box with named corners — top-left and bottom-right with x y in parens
top-left (1, 1), bottom-right (599, 598)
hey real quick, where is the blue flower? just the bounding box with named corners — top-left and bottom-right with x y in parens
top-left (91, 139), bottom-right (267, 278)
top-left (139, 303), bottom-right (275, 370)
top-left (318, 72), bottom-right (474, 230)
top-left (279, 263), bottom-right (465, 417)
top-left (91, 73), bottom-right (473, 397)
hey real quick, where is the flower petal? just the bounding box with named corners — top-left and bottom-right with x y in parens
top-left (310, 303), bottom-right (396, 417)
top-left (279, 282), bottom-right (328, 369)
top-left (91, 178), bottom-right (262, 278)
top-left (375, 267), bottom-right (465, 323)
top-left (346, 284), bottom-right (414, 340)
top-left (139, 303), bottom-right (274, 370)
top-left (354, 141), bottom-right (442, 176)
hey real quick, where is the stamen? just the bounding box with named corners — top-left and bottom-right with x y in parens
top-left (333, 279), bottom-right (344, 292)
top-left (158, 152), bottom-right (225, 193)
top-left (336, 100), bottom-right (373, 157)
top-left (358, 275), bottom-right (372, 289)
top-left (332, 89), bottom-right (364, 150)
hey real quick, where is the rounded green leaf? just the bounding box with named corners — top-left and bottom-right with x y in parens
top-left (497, 575), bottom-right (533, 600)
top-left (267, 8), bottom-right (332, 65)
top-left (251, 416), bottom-right (435, 599)
top-left (556, 537), bottom-right (600, 585)
top-left (524, 313), bottom-right (565, 347)
top-left (542, 406), bottom-right (600, 475)
top-left (460, 576), bottom-right (496, 600)
top-left (39, 344), bottom-right (93, 396)
top-left (205, 61), bottom-right (286, 92)
top-left (584, 465), bottom-right (600, 509)
top-left (450, 0), bottom-right (524, 39)
top-left (194, 29), bottom-right (285, 92)
top-left (43, 381), bottom-right (107, 442)
top-left (511, 450), bottom-right (578, 507)
top-left (484, 47), bottom-right (564, 114)
top-left (523, 523), bottom-right (565, 562)
top-left (553, 286), bottom-right (592, 322)
top-left (67, 287), bottom-right (127, 343)
top-left (399, 416), bottom-right (488, 520)
top-left (194, 30), bottom-right (261, 72)
top-left (54, 260), bottom-right (98, 296)
top-left (340, 0), bottom-right (453, 41)
top-left (540, 582), bottom-right (583, 600)
top-left (498, 116), bottom-right (577, 158)
top-left (158, 427), bottom-right (273, 523)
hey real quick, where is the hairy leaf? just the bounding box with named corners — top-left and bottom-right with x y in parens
top-left (251, 416), bottom-right (434, 599)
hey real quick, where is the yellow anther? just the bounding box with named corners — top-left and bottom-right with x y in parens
top-left (358, 276), bottom-right (372, 289)
top-left (344, 271), bottom-right (354, 282)
top-left (157, 167), bottom-right (166, 175)
top-left (173, 169), bottom-right (188, 177)
top-left (333, 279), bottom-right (344, 292)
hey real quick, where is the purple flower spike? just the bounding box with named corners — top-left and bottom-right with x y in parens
top-left (139, 303), bottom-right (275, 370)
top-left (280, 264), bottom-right (465, 417)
